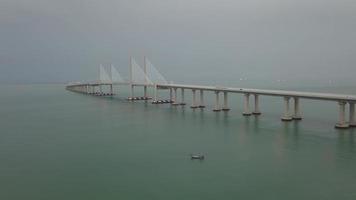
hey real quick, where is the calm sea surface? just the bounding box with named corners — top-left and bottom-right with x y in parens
top-left (1, 84), bottom-right (356, 200)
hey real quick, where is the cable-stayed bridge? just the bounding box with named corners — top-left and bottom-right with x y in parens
top-left (66, 57), bottom-right (356, 129)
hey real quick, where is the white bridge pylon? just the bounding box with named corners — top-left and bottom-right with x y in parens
top-left (130, 57), bottom-right (168, 85)
top-left (98, 57), bottom-right (168, 86)
top-left (128, 57), bottom-right (169, 99)
top-left (99, 64), bottom-right (112, 83)
top-left (98, 64), bottom-right (125, 84)
top-left (144, 57), bottom-right (168, 85)
top-left (130, 57), bottom-right (153, 85)
top-left (110, 64), bottom-right (125, 83)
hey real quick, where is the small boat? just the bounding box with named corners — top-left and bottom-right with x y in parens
top-left (190, 154), bottom-right (205, 160)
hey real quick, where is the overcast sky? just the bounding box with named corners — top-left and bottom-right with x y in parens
top-left (1, 0), bottom-right (355, 85)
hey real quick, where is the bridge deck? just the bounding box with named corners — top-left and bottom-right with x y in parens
top-left (159, 84), bottom-right (356, 102)
top-left (67, 82), bottom-right (356, 102)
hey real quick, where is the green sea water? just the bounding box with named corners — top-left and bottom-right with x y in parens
top-left (1, 84), bottom-right (356, 200)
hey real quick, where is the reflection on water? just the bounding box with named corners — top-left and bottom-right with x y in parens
top-left (337, 131), bottom-right (356, 160)
top-left (253, 115), bottom-right (260, 133)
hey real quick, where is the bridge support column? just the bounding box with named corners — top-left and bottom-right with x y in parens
top-left (92, 86), bottom-right (95, 94)
top-left (153, 84), bottom-right (158, 102)
top-left (213, 91), bottom-right (221, 112)
top-left (191, 89), bottom-right (198, 108)
top-left (129, 85), bottom-right (134, 100)
top-left (143, 56), bottom-right (148, 99)
top-left (281, 97), bottom-right (293, 121)
top-left (144, 86), bottom-right (147, 98)
top-left (243, 93), bottom-right (252, 116)
top-left (222, 92), bottom-right (230, 111)
top-left (110, 84), bottom-right (113, 95)
top-left (180, 88), bottom-right (186, 105)
top-left (172, 88), bottom-right (179, 105)
top-left (292, 97), bottom-right (302, 120)
top-left (350, 102), bottom-right (356, 127)
top-left (99, 85), bottom-right (103, 95)
top-left (335, 101), bottom-right (349, 129)
top-left (252, 94), bottom-right (261, 115)
top-left (199, 90), bottom-right (205, 108)
top-left (169, 88), bottom-right (173, 101)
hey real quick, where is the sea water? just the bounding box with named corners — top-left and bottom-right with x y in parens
top-left (0, 84), bottom-right (355, 200)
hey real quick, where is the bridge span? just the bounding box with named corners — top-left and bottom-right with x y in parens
top-left (66, 57), bottom-right (356, 129)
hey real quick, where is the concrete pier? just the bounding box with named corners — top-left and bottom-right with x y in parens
top-left (169, 88), bottom-right (173, 101)
top-left (144, 86), bottom-right (147, 98)
top-left (130, 85), bottom-right (134, 99)
top-left (350, 102), bottom-right (356, 127)
top-left (154, 84), bottom-right (158, 102)
top-left (213, 91), bottom-right (221, 112)
top-left (243, 93), bottom-right (252, 116)
top-left (99, 85), bottom-right (103, 94)
top-left (281, 97), bottom-right (293, 121)
top-left (172, 88), bottom-right (179, 105)
top-left (292, 97), bottom-right (302, 120)
top-left (66, 84), bottom-right (112, 96)
top-left (198, 90), bottom-right (205, 108)
top-left (335, 101), bottom-right (348, 129)
top-left (252, 94), bottom-right (261, 115)
top-left (222, 92), bottom-right (230, 111)
top-left (143, 57), bottom-right (148, 99)
top-left (190, 89), bottom-right (198, 108)
top-left (180, 88), bottom-right (186, 105)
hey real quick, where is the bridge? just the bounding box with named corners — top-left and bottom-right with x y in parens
top-left (66, 57), bottom-right (356, 129)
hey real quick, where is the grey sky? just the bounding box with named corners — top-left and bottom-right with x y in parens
top-left (1, 0), bottom-right (355, 85)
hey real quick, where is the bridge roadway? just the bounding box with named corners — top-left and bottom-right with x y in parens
top-left (66, 81), bottom-right (356, 129)
top-left (159, 83), bottom-right (356, 102)
top-left (68, 82), bottom-right (356, 102)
